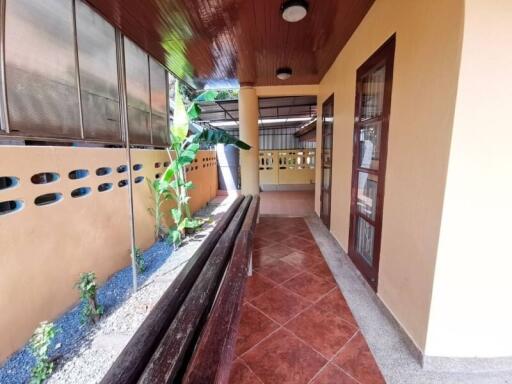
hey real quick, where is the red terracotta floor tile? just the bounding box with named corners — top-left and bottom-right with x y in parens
top-left (258, 243), bottom-right (295, 259)
top-left (235, 303), bottom-right (280, 356)
top-left (285, 306), bottom-right (358, 359)
top-left (283, 273), bottom-right (336, 302)
top-left (310, 364), bottom-right (358, 384)
top-left (229, 359), bottom-right (262, 384)
top-left (334, 332), bottom-right (385, 384)
top-left (262, 230), bottom-right (294, 243)
top-left (242, 329), bottom-right (327, 384)
top-left (244, 272), bottom-right (276, 300)
top-left (253, 235), bottom-right (276, 250)
top-left (281, 235), bottom-right (316, 252)
top-left (252, 248), bottom-right (280, 268)
top-left (256, 260), bottom-right (302, 284)
top-left (309, 261), bottom-right (336, 283)
top-left (250, 285), bottom-right (310, 324)
top-left (314, 289), bottom-right (358, 327)
top-left (294, 228), bottom-right (316, 241)
top-left (281, 250), bottom-right (324, 269)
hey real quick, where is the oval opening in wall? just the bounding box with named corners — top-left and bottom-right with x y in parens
top-left (154, 162), bottom-right (161, 168)
top-left (71, 187), bottom-right (91, 198)
top-left (163, 161), bottom-right (170, 167)
top-left (155, 173), bottom-right (161, 179)
top-left (0, 200), bottom-right (24, 216)
top-left (69, 169), bottom-right (89, 180)
top-left (133, 164), bottom-right (143, 171)
top-left (34, 193), bottom-right (63, 206)
top-left (118, 179), bottom-right (128, 188)
top-left (117, 165), bottom-right (128, 173)
top-left (0, 176), bottom-right (19, 191)
top-left (96, 167), bottom-right (112, 176)
top-left (98, 183), bottom-right (113, 192)
top-left (31, 172), bottom-right (60, 184)
top-left (134, 176), bottom-right (144, 184)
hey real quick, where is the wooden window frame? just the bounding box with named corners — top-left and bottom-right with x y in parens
top-left (348, 35), bottom-right (396, 291)
top-left (320, 94), bottom-right (334, 229)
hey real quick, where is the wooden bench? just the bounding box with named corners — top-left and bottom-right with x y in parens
top-left (101, 195), bottom-right (259, 384)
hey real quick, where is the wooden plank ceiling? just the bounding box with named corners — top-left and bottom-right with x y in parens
top-left (85, 0), bottom-right (374, 89)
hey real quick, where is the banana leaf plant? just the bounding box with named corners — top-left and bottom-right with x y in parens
top-left (150, 81), bottom-right (249, 245)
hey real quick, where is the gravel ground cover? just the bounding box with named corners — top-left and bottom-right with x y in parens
top-left (0, 198), bottom-right (230, 384)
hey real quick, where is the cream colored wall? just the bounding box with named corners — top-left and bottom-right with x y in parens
top-left (239, 86), bottom-right (260, 195)
top-left (259, 150), bottom-right (316, 186)
top-left (0, 147), bottom-right (217, 362)
top-left (314, 0), bottom-right (464, 351)
top-left (426, 0), bottom-right (512, 358)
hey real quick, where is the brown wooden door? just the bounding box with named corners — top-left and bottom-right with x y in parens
top-left (348, 36), bottom-right (395, 290)
top-left (320, 94), bottom-right (334, 228)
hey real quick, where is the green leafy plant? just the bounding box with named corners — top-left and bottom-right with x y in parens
top-left (151, 82), bottom-right (250, 247)
top-left (29, 321), bottom-right (58, 384)
top-left (75, 272), bottom-right (103, 324)
top-left (134, 247), bottom-right (146, 273)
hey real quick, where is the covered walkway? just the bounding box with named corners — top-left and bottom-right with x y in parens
top-left (230, 216), bottom-right (384, 384)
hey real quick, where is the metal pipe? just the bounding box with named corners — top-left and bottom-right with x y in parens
top-left (116, 29), bottom-right (138, 293)
top-left (72, 0), bottom-right (85, 139)
top-left (0, 0), bottom-right (9, 133)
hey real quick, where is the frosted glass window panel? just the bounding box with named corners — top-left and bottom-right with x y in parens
top-left (360, 65), bottom-right (385, 121)
top-left (76, 1), bottom-right (121, 142)
top-left (124, 38), bottom-right (151, 144)
top-left (5, 0), bottom-right (81, 138)
top-left (358, 122), bottom-right (381, 170)
top-left (357, 172), bottom-right (378, 220)
top-left (150, 59), bottom-right (169, 146)
top-left (356, 217), bottom-right (375, 265)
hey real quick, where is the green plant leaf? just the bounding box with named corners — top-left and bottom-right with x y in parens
top-left (168, 229), bottom-right (182, 245)
top-left (191, 129), bottom-right (251, 150)
top-left (171, 208), bottom-right (182, 224)
top-left (171, 81), bottom-right (189, 144)
top-left (184, 181), bottom-right (194, 190)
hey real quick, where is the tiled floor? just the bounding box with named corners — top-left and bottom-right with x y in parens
top-left (259, 191), bottom-right (315, 216)
top-left (230, 216), bottom-right (385, 384)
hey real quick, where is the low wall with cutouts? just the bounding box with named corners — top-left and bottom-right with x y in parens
top-left (259, 149), bottom-right (316, 188)
top-left (0, 146), bottom-right (217, 362)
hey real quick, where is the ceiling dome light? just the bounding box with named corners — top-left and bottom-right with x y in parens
top-left (276, 67), bottom-right (293, 80)
top-left (281, 0), bottom-right (309, 23)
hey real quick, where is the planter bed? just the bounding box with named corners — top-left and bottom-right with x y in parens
top-left (0, 198), bottom-right (232, 384)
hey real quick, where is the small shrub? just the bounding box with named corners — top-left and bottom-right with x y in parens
top-left (75, 272), bottom-right (103, 324)
top-left (29, 321), bottom-right (58, 384)
top-left (134, 247), bottom-right (146, 273)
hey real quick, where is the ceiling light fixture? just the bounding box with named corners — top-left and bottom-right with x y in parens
top-left (276, 67), bottom-right (293, 80)
top-left (281, 0), bottom-right (309, 23)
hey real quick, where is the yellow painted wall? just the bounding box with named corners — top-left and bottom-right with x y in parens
top-left (0, 147), bottom-right (217, 362)
top-left (259, 150), bottom-right (316, 186)
top-left (314, 0), bottom-right (464, 352)
top-left (426, 0), bottom-right (512, 358)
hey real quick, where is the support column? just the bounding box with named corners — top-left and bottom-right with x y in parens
top-left (238, 85), bottom-right (259, 195)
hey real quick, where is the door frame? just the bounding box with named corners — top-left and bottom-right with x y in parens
top-left (348, 35), bottom-right (395, 291)
top-left (320, 94), bottom-right (334, 229)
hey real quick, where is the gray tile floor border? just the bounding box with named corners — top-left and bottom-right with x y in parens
top-left (305, 214), bottom-right (512, 384)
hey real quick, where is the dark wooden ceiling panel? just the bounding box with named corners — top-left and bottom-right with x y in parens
top-left (85, 0), bottom-right (374, 88)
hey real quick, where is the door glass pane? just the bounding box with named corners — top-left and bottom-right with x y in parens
top-left (360, 65), bottom-right (386, 120)
top-left (356, 217), bottom-right (375, 265)
top-left (76, 1), bottom-right (120, 141)
top-left (5, 0), bottom-right (81, 138)
top-left (357, 172), bottom-right (378, 220)
top-left (358, 122), bottom-right (381, 170)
